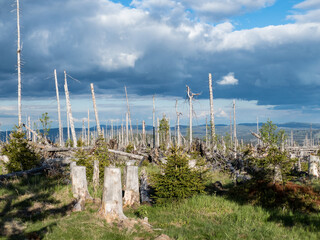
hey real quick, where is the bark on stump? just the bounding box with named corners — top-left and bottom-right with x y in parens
top-left (123, 165), bottom-right (140, 207)
top-left (309, 155), bottom-right (319, 178)
top-left (101, 167), bottom-right (127, 222)
top-left (71, 166), bottom-right (91, 211)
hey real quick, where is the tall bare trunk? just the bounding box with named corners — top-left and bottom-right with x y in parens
top-left (153, 95), bottom-right (156, 148)
top-left (208, 73), bottom-right (215, 146)
top-left (126, 112), bottom-right (129, 145)
top-left (64, 71), bottom-right (77, 147)
top-left (233, 100), bottom-right (237, 151)
top-left (124, 86), bottom-right (133, 142)
top-left (54, 69), bottom-right (63, 146)
top-left (17, 0), bottom-right (22, 127)
top-left (87, 109), bottom-right (90, 146)
top-left (90, 83), bottom-right (101, 136)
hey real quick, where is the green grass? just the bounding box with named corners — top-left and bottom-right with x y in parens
top-left (1, 172), bottom-right (320, 239)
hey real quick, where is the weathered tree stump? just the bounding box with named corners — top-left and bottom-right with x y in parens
top-left (140, 168), bottom-right (151, 203)
top-left (71, 166), bottom-right (91, 211)
top-left (100, 167), bottom-right (127, 222)
top-left (93, 160), bottom-right (99, 192)
top-left (123, 165), bottom-right (139, 207)
top-left (309, 155), bottom-right (319, 178)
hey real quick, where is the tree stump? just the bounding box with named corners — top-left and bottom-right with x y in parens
top-left (123, 165), bottom-right (139, 207)
top-left (71, 166), bottom-right (91, 211)
top-left (309, 155), bottom-right (319, 178)
top-left (93, 160), bottom-right (99, 192)
top-left (100, 167), bottom-right (127, 222)
top-left (140, 168), bottom-right (151, 203)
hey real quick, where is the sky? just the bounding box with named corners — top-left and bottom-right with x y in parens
top-left (1, 0), bottom-right (320, 130)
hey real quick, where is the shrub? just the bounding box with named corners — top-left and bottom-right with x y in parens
top-left (1, 127), bottom-right (41, 173)
top-left (75, 137), bottom-right (110, 183)
top-left (228, 180), bottom-right (320, 213)
top-left (151, 147), bottom-right (206, 204)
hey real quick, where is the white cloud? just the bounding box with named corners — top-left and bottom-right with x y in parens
top-left (217, 73), bottom-right (239, 85)
top-left (288, 0), bottom-right (320, 23)
top-left (293, 0), bottom-right (320, 9)
top-left (215, 108), bottom-right (228, 118)
top-left (132, 0), bottom-right (276, 22)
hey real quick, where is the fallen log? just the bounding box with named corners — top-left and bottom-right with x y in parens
top-left (0, 164), bottom-right (48, 180)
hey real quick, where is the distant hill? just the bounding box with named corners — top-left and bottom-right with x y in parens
top-left (0, 122), bottom-right (318, 146)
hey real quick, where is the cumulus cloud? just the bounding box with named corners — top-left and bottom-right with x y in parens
top-left (217, 73), bottom-right (239, 85)
top-left (0, 0), bottom-right (320, 119)
top-left (215, 108), bottom-right (228, 118)
top-left (287, 0), bottom-right (320, 23)
top-left (132, 0), bottom-right (276, 22)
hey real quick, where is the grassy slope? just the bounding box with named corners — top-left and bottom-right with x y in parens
top-left (1, 173), bottom-right (320, 239)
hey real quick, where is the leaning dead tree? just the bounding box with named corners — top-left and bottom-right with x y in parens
top-left (186, 85), bottom-right (200, 147)
top-left (208, 73), bottom-right (216, 146)
top-left (54, 69), bottom-right (63, 146)
top-left (153, 95), bottom-right (156, 148)
top-left (17, 0), bottom-right (22, 127)
top-left (90, 83), bottom-right (101, 136)
top-left (64, 71), bottom-right (77, 147)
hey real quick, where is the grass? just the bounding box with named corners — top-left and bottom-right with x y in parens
top-left (1, 171), bottom-right (320, 239)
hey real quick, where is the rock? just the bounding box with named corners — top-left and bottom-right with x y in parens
top-left (154, 234), bottom-right (171, 240)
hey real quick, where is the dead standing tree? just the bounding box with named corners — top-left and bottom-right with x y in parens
top-left (90, 83), bottom-right (102, 137)
top-left (186, 85), bottom-right (200, 148)
top-left (64, 71), bottom-right (77, 147)
top-left (124, 86), bottom-right (134, 142)
top-left (208, 73), bottom-right (216, 148)
top-left (54, 69), bottom-right (63, 146)
top-left (17, 0), bottom-right (22, 127)
top-left (175, 99), bottom-right (182, 147)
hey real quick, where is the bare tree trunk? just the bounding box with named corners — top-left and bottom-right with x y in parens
top-left (67, 112), bottom-right (70, 142)
top-left (142, 120), bottom-right (146, 146)
top-left (90, 83), bottom-right (101, 136)
top-left (153, 95), bottom-right (156, 148)
top-left (27, 116), bottom-right (31, 140)
top-left (156, 118), bottom-right (160, 148)
top-left (186, 86), bottom-right (200, 147)
top-left (233, 100), bottom-right (237, 151)
top-left (64, 71), bottom-right (77, 147)
top-left (54, 69), bottom-right (63, 147)
top-left (208, 73), bottom-right (215, 146)
top-left (17, 0), bottom-right (22, 127)
top-left (93, 160), bottom-right (99, 193)
top-left (124, 86), bottom-right (133, 142)
top-left (126, 112), bottom-right (129, 145)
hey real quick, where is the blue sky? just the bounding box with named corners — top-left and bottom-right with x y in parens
top-left (0, 0), bottom-right (320, 130)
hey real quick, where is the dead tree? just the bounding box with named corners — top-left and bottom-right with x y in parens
top-left (93, 160), bottom-right (99, 192)
top-left (87, 109), bottom-right (90, 145)
top-left (208, 73), bottom-right (216, 146)
top-left (17, 0), bottom-right (22, 127)
top-left (175, 100), bottom-right (182, 147)
top-left (142, 120), bottom-right (146, 146)
top-left (54, 69), bottom-right (63, 146)
top-left (90, 83), bottom-right (101, 136)
top-left (186, 85), bottom-right (200, 147)
top-left (64, 71), bottom-right (77, 147)
top-left (233, 100), bottom-right (237, 151)
top-left (124, 86), bottom-right (133, 142)
top-left (153, 95), bottom-right (156, 148)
